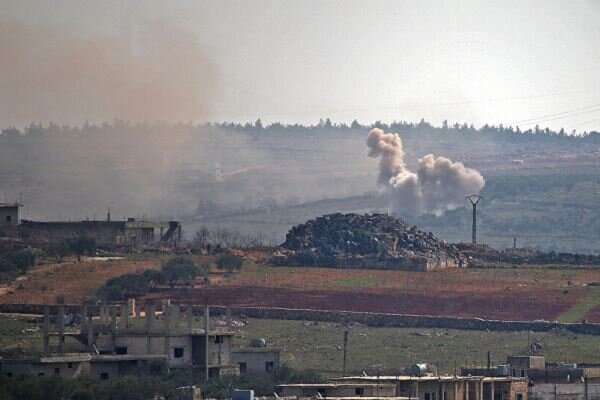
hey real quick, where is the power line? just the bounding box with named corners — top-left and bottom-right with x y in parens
top-left (510, 102), bottom-right (600, 126)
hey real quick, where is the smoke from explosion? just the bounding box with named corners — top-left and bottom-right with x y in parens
top-left (367, 128), bottom-right (485, 216)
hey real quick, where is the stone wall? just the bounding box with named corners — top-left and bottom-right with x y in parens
top-left (3, 303), bottom-right (600, 335)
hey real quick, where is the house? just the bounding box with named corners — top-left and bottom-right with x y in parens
top-left (0, 203), bottom-right (21, 225)
top-left (231, 345), bottom-right (281, 375)
top-left (328, 375), bottom-right (528, 400)
top-left (462, 354), bottom-right (600, 400)
top-left (277, 382), bottom-right (397, 398)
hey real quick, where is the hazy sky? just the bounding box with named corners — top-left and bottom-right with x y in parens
top-left (2, 0), bottom-right (600, 131)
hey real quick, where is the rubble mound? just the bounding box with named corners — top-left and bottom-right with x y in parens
top-left (275, 213), bottom-right (464, 271)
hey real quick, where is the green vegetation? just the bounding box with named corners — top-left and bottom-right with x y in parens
top-left (0, 249), bottom-right (36, 281)
top-left (216, 253), bottom-right (244, 273)
top-left (97, 256), bottom-right (208, 300)
top-left (46, 237), bottom-right (96, 263)
top-left (557, 288), bottom-right (600, 323)
top-left (233, 318), bottom-right (600, 376)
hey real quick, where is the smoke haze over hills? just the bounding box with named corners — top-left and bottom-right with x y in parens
top-left (0, 20), bottom-right (215, 126)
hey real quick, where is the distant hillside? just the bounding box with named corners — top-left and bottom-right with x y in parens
top-left (1, 120), bottom-right (599, 253)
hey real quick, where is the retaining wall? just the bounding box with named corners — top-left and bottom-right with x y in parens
top-left (2, 303), bottom-right (599, 335)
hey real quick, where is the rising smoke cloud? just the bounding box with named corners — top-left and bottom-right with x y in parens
top-left (0, 20), bottom-right (215, 126)
top-left (367, 128), bottom-right (485, 216)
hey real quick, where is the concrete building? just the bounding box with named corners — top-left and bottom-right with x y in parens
top-left (0, 203), bottom-right (21, 225)
top-left (231, 346), bottom-right (281, 375)
top-left (1, 304), bottom-right (260, 381)
top-left (17, 218), bottom-right (181, 245)
top-left (461, 355), bottom-right (600, 400)
top-left (277, 382), bottom-right (398, 398)
top-left (329, 375), bottom-right (528, 400)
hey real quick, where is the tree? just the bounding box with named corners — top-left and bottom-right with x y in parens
top-left (161, 257), bottom-right (201, 288)
top-left (100, 273), bottom-right (149, 300)
top-left (216, 254), bottom-right (243, 273)
top-left (142, 269), bottom-right (167, 289)
top-left (67, 237), bottom-right (96, 262)
top-left (6, 249), bottom-right (36, 272)
top-left (48, 242), bottom-right (72, 263)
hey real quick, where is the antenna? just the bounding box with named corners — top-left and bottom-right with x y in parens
top-left (465, 194), bottom-right (483, 244)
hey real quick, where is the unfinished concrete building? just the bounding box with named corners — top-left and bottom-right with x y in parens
top-left (324, 375), bottom-right (528, 400)
top-left (0, 304), bottom-right (248, 381)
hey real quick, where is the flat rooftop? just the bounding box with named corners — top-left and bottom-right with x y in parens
top-left (331, 376), bottom-right (527, 383)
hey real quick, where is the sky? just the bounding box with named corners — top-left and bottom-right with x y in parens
top-left (1, 0), bottom-right (600, 132)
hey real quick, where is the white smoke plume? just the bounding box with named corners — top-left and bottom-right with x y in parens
top-left (367, 128), bottom-right (485, 216)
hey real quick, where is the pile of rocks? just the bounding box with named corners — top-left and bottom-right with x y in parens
top-left (276, 213), bottom-right (463, 270)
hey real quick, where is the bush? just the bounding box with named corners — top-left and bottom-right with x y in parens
top-left (99, 273), bottom-right (149, 300)
top-left (162, 257), bottom-right (201, 288)
top-left (216, 254), bottom-right (243, 273)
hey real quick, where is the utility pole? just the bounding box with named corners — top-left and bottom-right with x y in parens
top-left (466, 195), bottom-right (483, 244)
top-left (342, 330), bottom-right (348, 376)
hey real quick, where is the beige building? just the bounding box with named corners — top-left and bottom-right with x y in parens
top-left (231, 346), bottom-right (281, 375)
top-left (0, 203), bottom-right (20, 225)
top-left (277, 383), bottom-right (398, 398)
top-left (329, 375), bottom-right (528, 400)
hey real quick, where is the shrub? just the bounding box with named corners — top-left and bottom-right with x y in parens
top-left (216, 254), bottom-right (243, 273)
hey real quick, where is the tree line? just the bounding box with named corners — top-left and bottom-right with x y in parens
top-left (1, 118), bottom-right (598, 141)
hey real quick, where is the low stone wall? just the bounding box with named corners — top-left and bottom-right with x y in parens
top-left (206, 306), bottom-right (600, 335)
top-left (2, 303), bottom-right (600, 335)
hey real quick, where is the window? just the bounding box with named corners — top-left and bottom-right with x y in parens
top-left (317, 389), bottom-right (327, 397)
top-left (68, 362), bottom-right (73, 368)
top-left (100, 372), bottom-right (109, 380)
top-left (214, 336), bottom-right (224, 344)
top-left (425, 393), bottom-right (431, 400)
top-left (239, 362), bottom-right (247, 374)
top-left (520, 370), bottom-right (525, 377)
top-left (116, 347), bottom-right (128, 355)
top-left (444, 392), bottom-right (448, 400)
top-left (173, 347), bottom-right (184, 358)
top-left (355, 388), bottom-right (364, 396)
top-left (38, 372), bottom-right (45, 376)
top-left (265, 361), bottom-right (274, 373)
top-left (6, 216), bottom-right (11, 223)
top-left (54, 367), bottom-right (60, 375)
top-left (494, 393), bottom-right (503, 400)
top-left (6, 373), bottom-right (12, 378)
top-left (516, 394), bottom-right (523, 400)
top-left (432, 393), bottom-right (436, 400)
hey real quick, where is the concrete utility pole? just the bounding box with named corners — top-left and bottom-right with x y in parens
top-left (465, 195), bottom-right (483, 244)
top-left (342, 330), bottom-right (348, 376)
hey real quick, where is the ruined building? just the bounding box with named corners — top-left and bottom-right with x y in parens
top-left (0, 304), bottom-right (279, 381)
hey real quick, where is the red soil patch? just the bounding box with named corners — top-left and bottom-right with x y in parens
top-left (0, 258), bottom-right (159, 304)
top-left (583, 306), bottom-right (600, 323)
top-left (145, 285), bottom-right (573, 321)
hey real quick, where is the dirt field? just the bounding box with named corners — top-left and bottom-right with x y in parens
top-left (0, 257), bottom-right (160, 304)
top-left (2, 255), bottom-right (599, 323)
top-left (145, 285), bottom-right (572, 321)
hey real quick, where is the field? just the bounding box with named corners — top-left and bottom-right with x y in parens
top-left (231, 318), bottom-right (600, 376)
top-left (2, 313), bottom-right (600, 378)
top-left (3, 256), bottom-right (600, 323)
